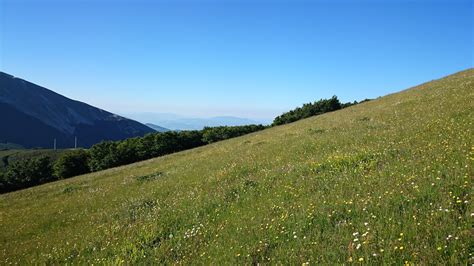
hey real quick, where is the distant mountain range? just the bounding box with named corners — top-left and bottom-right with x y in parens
top-left (145, 123), bottom-right (170, 132)
top-left (0, 72), bottom-right (154, 148)
top-left (125, 113), bottom-right (270, 130)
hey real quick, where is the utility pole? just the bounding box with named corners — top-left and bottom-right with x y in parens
top-left (74, 136), bottom-right (77, 149)
top-left (54, 138), bottom-right (57, 151)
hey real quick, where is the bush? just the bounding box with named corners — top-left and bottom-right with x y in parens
top-left (202, 125), bottom-right (266, 143)
top-left (116, 138), bottom-right (141, 165)
top-left (273, 96), bottom-right (343, 126)
top-left (273, 96), bottom-right (372, 126)
top-left (53, 149), bottom-right (90, 179)
top-left (1, 156), bottom-right (53, 192)
top-left (175, 130), bottom-right (205, 150)
top-left (147, 131), bottom-right (204, 157)
top-left (136, 133), bottom-right (156, 160)
top-left (0, 172), bottom-right (5, 193)
top-left (88, 141), bottom-right (120, 172)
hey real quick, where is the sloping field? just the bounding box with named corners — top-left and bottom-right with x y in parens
top-left (1, 69), bottom-right (473, 264)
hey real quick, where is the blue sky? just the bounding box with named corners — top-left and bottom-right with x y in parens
top-left (0, 0), bottom-right (472, 120)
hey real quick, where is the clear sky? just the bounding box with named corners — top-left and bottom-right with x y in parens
top-left (0, 0), bottom-right (472, 120)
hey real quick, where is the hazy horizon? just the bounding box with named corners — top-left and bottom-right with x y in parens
top-left (1, 0), bottom-right (472, 120)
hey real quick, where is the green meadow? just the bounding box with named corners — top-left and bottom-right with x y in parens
top-left (1, 69), bottom-right (472, 264)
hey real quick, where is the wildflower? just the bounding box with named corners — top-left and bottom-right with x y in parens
top-left (358, 257), bottom-right (364, 262)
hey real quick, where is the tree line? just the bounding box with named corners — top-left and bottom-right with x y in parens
top-left (0, 125), bottom-right (266, 193)
top-left (272, 96), bottom-right (370, 126)
top-left (0, 96), bottom-right (370, 193)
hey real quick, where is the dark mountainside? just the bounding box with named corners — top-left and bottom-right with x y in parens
top-left (0, 72), bottom-right (154, 148)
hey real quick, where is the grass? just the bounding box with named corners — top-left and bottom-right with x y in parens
top-left (0, 69), bottom-right (473, 264)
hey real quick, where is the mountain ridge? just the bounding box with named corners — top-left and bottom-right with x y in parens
top-left (0, 71), bottom-right (153, 148)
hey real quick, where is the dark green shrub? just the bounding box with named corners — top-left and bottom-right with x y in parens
top-left (2, 156), bottom-right (53, 192)
top-left (53, 149), bottom-right (90, 179)
top-left (202, 125), bottom-right (266, 143)
top-left (272, 96), bottom-right (343, 126)
top-left (116, 138), bottom-right (140, 165)
top-left (0, 171), bottom-right (5, 193)
top-left (273, 96), bottom-right (372, 126)
top-left (88, 141), bottom-right (120, 171)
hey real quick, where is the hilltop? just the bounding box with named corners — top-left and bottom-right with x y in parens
top-left (0, 69), bottom-right (472, 264)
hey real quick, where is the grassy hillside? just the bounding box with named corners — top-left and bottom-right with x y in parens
top-left (1, 69), bottom-right (473, 264)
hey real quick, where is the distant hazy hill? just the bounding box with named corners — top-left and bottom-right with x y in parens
top-left (0, 72), bottom-right (153, 148)
top-left (126, 113), bottom-right (269, 130)
top-left (145, 123), bottom-right (170, 132)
